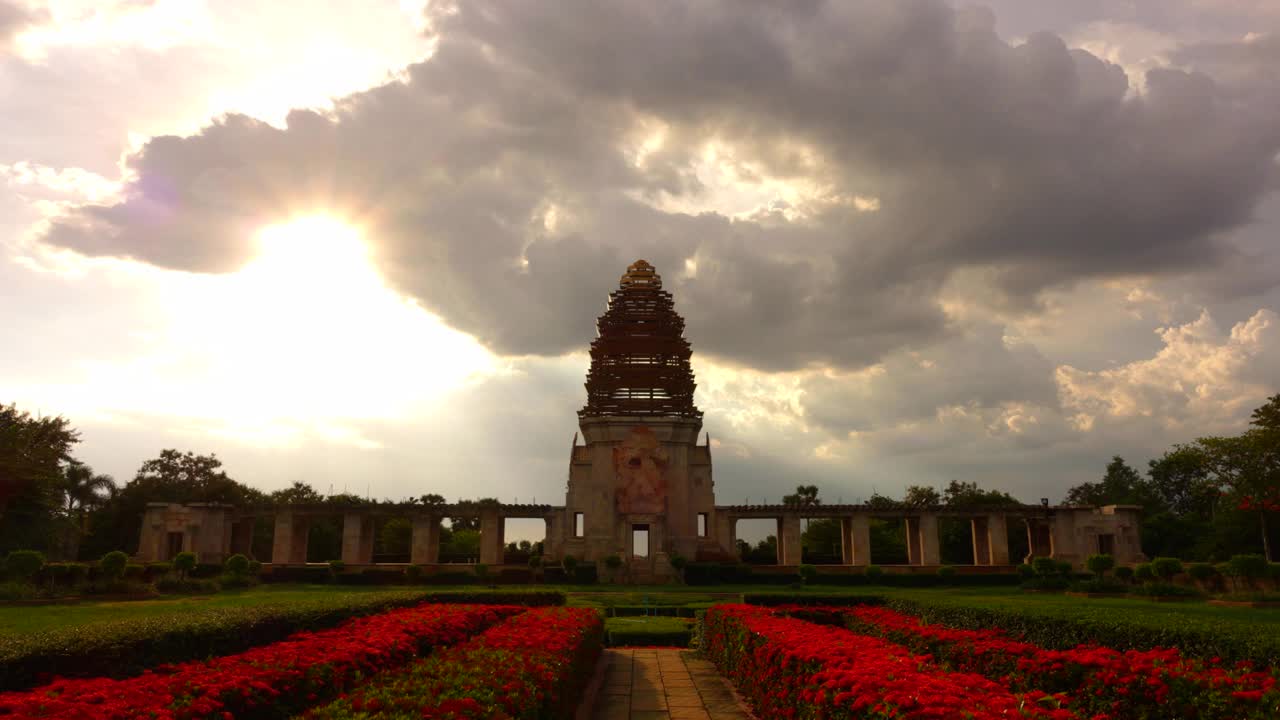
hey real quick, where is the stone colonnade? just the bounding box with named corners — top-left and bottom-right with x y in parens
top-left (711, 504), bottom-right (1145, 568)
top-left (138, 502), bottom-right (1144, 572)
top-left (267, 504), bottom-right (561, 566)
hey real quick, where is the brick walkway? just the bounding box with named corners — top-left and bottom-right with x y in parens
top-left (587, 648), bottom-right (754, 720)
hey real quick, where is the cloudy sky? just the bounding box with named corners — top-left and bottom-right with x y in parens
top-left (4, 0), bottom-right (1280, 513)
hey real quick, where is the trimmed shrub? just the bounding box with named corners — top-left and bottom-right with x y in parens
top-left (881, 595), bottom-right (1273, 666)
top-left (743, 593), bottom-right (885, 607)
top-left (173, 552), bottom-right (197, 580)
top-left (1056, 560), bottom-right (1075, 576)
top-left (936, 566), bottom-right (957, 581)
top-left (561, 555), bottom-right (578, 575)
top-left (156, 577), bottom-right (220, 594)
top-left (1128, 582), bottom-right (1202, 599)
top-left (404, 565), bottom-right (424, 584)
top-left (1069, 578), bottom-right (1127, 594)
top-left (1085, 553), bottom-right (1114, 578)
top-left (123, 564), bottom-right (146, 581)
top-left (1015, 563), bottom-right (1036, 580)
top-left (1150, 557), bottom-right (1184, 582)
top-left (474, 563), bottom-right (490, 582)
top-left (1113, 566), bottom-right (1134, 583)
top-left (328, 559), bottom-right (346, 573)
top-left (1187, 563), bottom-right (1217, 588)
top-left (4, 551), bottom-right (45, 582)
top-left (224, 553), bottom-right (251, 578)
top-left (1133, 563), bottom-right (1155, 583)
top-left (798, 564), bottom-right (817, 585)
top-left (0, 590), bottom-right (546, 691)
top-left (864, 565), bottom-right (884, 583)
top-left (1031, 557), bottom-right (1059, 576)
top-left (99, 551), bottom-right (129, 581)
top-left (1228, 554), bottom-right (1269, 586)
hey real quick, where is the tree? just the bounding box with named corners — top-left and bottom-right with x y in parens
top-left (0, 404), bottom-right (79, 554)
top-left (378, 517), bottom-right (412, 558)
top-left (81, 449), bottom-right (262, 559)
top-left (1063, 456), bottom-right (1162, 512)
top-left (1147, 446), bottom-right (1217, 519)
top-left (941, 480), bottom-right (1019, 507)
top-left (56, 460), bottom-right (116, 559)
top-left (270, 481), bottom-right (324, 505)
top-left (1199, 428), bottom-right (1279, 561)
top-left (783, 485), bottom-right (821, 507)
top-left (904, 485), bottom-right (941, 507)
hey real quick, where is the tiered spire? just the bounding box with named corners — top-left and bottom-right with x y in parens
top-left (580, 260), bottom-right (702, 419)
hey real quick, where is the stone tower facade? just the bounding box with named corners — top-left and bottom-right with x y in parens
top-left (561, 260), bottom-right (717, 581)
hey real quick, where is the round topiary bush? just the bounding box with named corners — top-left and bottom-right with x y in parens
top-left (1086, 553), bottom-right (1115, 578)
top-left (562, 555), bottom-right (579, 575)
top-left (4, 550), bottom-right (45, 582)
top-left (1151, 557), bottom-right (1184, 582)
top-left (1228, 554), bottom-right (1269, 585)
top-left (224, 553), bottom-right (250, 578)
top-left (173, 552), bottom-right (198, 580)
top-left (1016, 563), bottom-right (1036, 580)
top-left (937, 565), bottom-right (957, 581)
top-left (100, 551), bottom-right (129, 581)
top-left (864, 565), bottom-right (884, 582)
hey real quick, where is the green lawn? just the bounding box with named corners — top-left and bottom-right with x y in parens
top-left (869, 585), bottom-right (1280, 635)
top-left (0, 585), bottom-right (424, 636)
top-left (5, 582), bottom-right (1279, 644)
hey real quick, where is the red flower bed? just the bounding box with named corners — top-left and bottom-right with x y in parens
top-left (841, 605), bottom-right (1280, 720)
top-left (0, 603), bottom-right (519, 719)
top-left (703, 604), bottom-right (1077, 719)
top-left (305, 606), bottom-right (604, 719)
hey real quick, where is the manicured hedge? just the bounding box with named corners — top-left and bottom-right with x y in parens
top-left (0, 590), bottom-right (562, 691)
top-left (743, 593), bottom-right (885, 607)
top-left (883, 595), bottom-right (1280, 666)
top-left (684, 562), bottom-right (1020, 587)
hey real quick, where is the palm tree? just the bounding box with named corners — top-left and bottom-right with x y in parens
top-left (60, 460), bottom-right (117, 559)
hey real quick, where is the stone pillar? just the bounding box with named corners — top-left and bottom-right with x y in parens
top-left (971, 516), bottom-right (991, 565)
top-left (1026, 518), bottom-right (1052, 561)
top-left (272, 510), bottom-right (309, 564)
top-left (479, 507), bottom-right (505, 565)
top-left (840, 518), bottom-right (854, 564)
top-left (778, 515), bottom-right (802, 566)
top-left (714, 513), bottom-right (737, 559)
top-left (410, 514), bottom-right (440, 565)
top-left (918, 513), bottom-right (941, 565)
top-left (1049, 513), bottom-right (1080, 568)
top-left (988, 514), bottom-right (1010, 565)
top-left (342, 512), bottom-right (375, 565)
top-left (848, 514), bottom-right (871, 566)
top-left (904, 517), bottom-right (922, 565)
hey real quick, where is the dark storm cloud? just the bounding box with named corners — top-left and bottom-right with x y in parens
top-left (41, 0), bottom-right (1280, 370)
top-left (0, 0), bottom-right (41, 48)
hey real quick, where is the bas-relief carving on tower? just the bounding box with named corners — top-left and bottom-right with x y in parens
top-left (561, 259), bottom-right (713, 581)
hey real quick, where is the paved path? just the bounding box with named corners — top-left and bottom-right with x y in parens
top-left (587, 648), bottom-right (754, 720)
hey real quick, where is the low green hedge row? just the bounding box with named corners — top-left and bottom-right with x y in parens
top-left (683, 562), bottom-right (1021, 587)
top-left (881, 596), bottom-right (1280, 666)
top-left (742, 593), bottom-right (886, 607)
top-left (0, 589), bottom-right (564, 691)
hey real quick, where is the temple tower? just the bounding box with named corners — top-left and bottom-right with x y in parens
top-left (562, 260), bottom-right (715, 582)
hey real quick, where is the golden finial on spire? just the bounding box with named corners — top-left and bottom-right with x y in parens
top-left (620, 259), bottom-right (661, 289)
